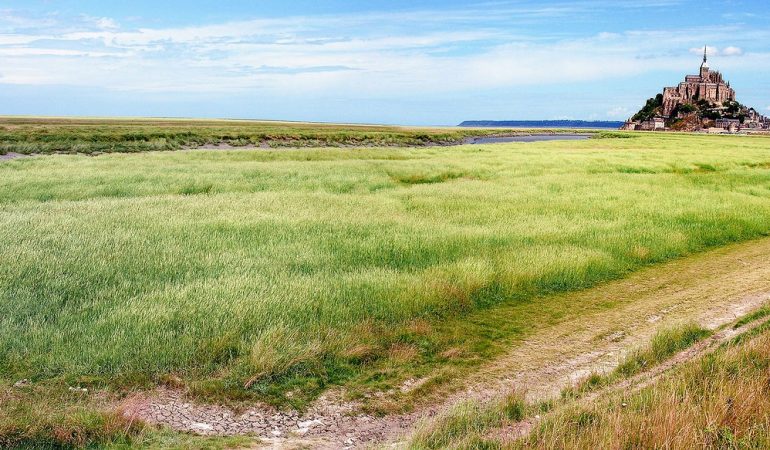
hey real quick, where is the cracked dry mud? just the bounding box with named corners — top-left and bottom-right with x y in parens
top-left (124, 238), bottom-right (770, 449)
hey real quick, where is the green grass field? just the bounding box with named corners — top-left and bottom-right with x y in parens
top-left (2, 131), bottom-right (770, 418)
top-left (0, 117), bottom-right (549, 153)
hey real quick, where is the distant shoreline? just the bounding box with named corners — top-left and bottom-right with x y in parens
top-left (459, 120), bottom-right (625, 129)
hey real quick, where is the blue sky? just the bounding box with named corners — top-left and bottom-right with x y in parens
top-left (1, 0), bottom-right (769, 125)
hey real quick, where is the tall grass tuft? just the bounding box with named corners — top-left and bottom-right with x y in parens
top-left (615, 323), bottom-right (711, 377)
top-left (410, 393), bottom-right (528, 449)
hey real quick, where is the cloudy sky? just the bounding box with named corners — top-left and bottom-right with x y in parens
top-left (1, 0), bottom-right (768, 125)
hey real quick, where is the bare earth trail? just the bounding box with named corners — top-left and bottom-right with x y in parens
top-left (126, 238), bottom-right (770, 449)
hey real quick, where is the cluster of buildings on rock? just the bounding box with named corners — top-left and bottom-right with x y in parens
top-left (661, 47), bottom-right (735, 117)
top-left (622, 47), bottom-right (769, 133)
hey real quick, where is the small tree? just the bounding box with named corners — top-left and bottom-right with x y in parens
top-left (632, 95), bottom-right (663, 122)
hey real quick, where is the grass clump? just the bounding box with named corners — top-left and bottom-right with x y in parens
top-left (409, 393), bottom-right (528, 449)
top-left (595, 131), bottom-right (638, 139)
top-left (0, 381), bottom-right (255, 449)
top-left (389, 169), bottom-right (468, 185)
top-left (615, 323), bottom-right (711, 377)
top-left (178, 182), bottom-right (214, 196)
top-left (733, 306), bottom-right (770, 329)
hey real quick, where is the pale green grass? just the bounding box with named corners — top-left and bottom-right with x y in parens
top-left (1, 133), bottom-right (770, 407)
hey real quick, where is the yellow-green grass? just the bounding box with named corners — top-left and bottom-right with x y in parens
top-left (1, 132), bottom-right (770, 413)
top-left (0, 117), bottom-right (563, 154)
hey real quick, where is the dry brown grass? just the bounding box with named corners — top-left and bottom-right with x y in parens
top-left (342, 344), bottom-right (379, 362)
top-left (407, 319), bottom-right (434, 336)
top-left (389, 344), bottom-right (421, 364)
top-left (440, 347), bottom-right (467, 360)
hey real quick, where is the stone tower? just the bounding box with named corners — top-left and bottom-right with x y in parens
top-left (699, 46), bottom-right (709, 79)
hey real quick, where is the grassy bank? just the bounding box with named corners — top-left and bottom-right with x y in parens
top-left (0, 117), bottom-right (559, 154)
top-left (2, 132), bottom-right (770, 414)
top-left (0, 378), bottom-right (253, 449)
top-left (409, 319), bottom-right (770, 449)
top-left (522, 323), bottom-right (770, 449)
top-left (408, 323), bottom-right (715, 449)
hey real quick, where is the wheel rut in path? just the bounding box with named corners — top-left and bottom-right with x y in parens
top-left (124, 238), bottom-right (770, 449)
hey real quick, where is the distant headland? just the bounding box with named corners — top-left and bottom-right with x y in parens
top-left (623, 47), bottom-right (769, 133)
top-left (458, 120), bottom-right (624, 129)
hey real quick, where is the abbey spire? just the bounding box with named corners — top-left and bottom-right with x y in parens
top-left (700, 45), bottom-right (710, 78)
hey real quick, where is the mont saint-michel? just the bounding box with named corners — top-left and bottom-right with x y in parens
top-left (623, 47), bottom-right (769, 132)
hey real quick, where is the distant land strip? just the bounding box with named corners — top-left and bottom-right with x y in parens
top-left (459, 120), bottom-right (625, 128)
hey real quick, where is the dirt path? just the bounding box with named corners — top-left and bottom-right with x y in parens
top-left (0, 152), bottom-right (27, 161)
top-left (125, 238), bottom-right (770, 449)
top-left (449, 241), bottom-right (770, 406)
top-left (489, 313), bottom-right (770, 444)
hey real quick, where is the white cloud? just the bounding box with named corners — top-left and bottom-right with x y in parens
top-left (722, 12), bottom-right (757, 20)
top-left (690, 45), bottom-right (717, 56)
top-left (0, 7), bottom-right (769, 101)
top-left (689, 45), bottom-right (743, 57)
top-left (74, 15), bottom-right (120, 31)
top-left (93, 17), bottom-right (119, 30)
top-left (0, 34), bottom-right (43, 45)
top-left (606, 106), bottom-right (632, 118)
top-left (0, 10), bottom-right (58, 30)
top-left (596, 32), bottom-right (621, 40)
top-left (0, 48), bottom-right (124, 57)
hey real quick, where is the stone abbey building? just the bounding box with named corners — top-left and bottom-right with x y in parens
top-left (622, 46), bottom-right (769, 132)
top-left (661, 47), bottom-right (735, 117)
